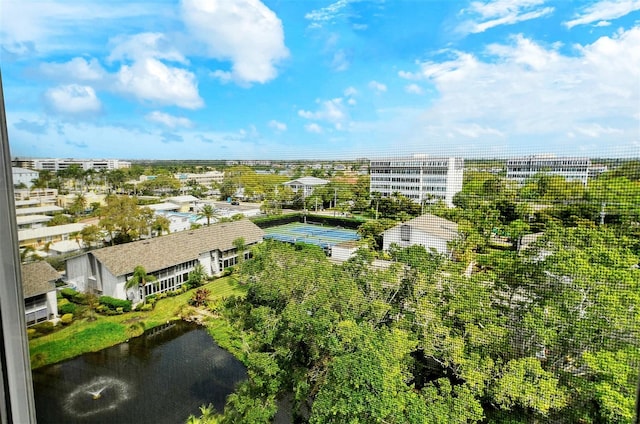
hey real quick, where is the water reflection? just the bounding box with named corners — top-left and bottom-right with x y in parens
top-left (33, 321), bottom-right (246, 424)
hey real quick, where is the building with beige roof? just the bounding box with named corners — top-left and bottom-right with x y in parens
top-left (66, 219), bottom-right (264, 302)
top-left (382, 213), bottom-right (460, 256)
top-left (21, 261), bottom-right (60, 326)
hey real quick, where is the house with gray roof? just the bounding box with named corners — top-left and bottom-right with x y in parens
top-left (21, 262), bottom-right (60, 326)
top-left (382, 213), bottom-right (459, 256)
top-left (66, 219), bottom-right (264, 302)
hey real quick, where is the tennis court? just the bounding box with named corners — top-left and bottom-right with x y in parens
top-left (263, 222), bottom-right (360, 249)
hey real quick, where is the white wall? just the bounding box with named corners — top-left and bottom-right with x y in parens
top-left (331, 245), bottom-right (357, 262)
top-left (383, 226), bottom-right (450, 255)
top-left (46, 291), bottom-right (58, 317)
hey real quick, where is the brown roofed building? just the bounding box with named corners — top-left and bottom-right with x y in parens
top-left (66, 219), bottom-right (264, 302)
top-left (21, 261), bottom-right (60, 326)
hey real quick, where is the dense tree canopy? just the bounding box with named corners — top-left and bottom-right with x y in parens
top-left (208, 219), bottom-right (639, 423)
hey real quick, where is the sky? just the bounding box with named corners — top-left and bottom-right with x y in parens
top-left (1, 0), bottom-right (639, 160)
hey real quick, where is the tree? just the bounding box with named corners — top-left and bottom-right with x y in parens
top-left (148, 215), bottom-right (170, 237)
top-left (125, 265), bottom-right (157, 302)
top-left (80, 225), bottom-right (102, 248)
top-left (187, 263), bottom-right (206, 288)
top-left (68, 193), bottom-right (87, 217)
top-left (233, 237), bottom-right (246, 265)
top-left (99, 195), bottom-right (149, 244)
top-left (198, 204), bottom-right (218, 226)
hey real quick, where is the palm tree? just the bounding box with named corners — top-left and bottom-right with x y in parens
top-left (198, 204), bottom-right (218, 226)
top-left (69, 193), bottom-right (87, 217)
top-left (125, 265), bottom-right (157, 303)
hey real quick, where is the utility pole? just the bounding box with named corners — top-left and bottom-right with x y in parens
top-left (600, 202), bottom-right (606, 225)
top-left (333, 187), bottom-right (337, 217)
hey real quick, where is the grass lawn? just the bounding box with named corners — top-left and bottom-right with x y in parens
top-left (29, 277), bottom-right (247, 369)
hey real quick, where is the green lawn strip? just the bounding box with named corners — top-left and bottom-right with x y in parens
top-left (204, 317), bottom-right (248, 364)
top-left (29, 276), bottom-right (246, 368)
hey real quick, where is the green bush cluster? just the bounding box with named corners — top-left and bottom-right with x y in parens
top-left (58, 301), bottom-right (77, 315)
top-left (60, 314), bottom-right (73, 325)
top-left (59, 288), bottom-right (77, 301)
top-left (98, 296), bottom-right (132, 312)
top-left (32, 321), bottom-right (54, 334)
top-left (60, 288), bottom-right (89, 305)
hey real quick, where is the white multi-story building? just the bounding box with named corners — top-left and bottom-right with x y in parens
top-left (174, 170), bottom-right (224, 186)
top-left (12, 158), bottom-right (131, 171)
top-left (369, 155), bottom-right (464, 207)
top-left (506, 155), bottom-right (591, 185)
top-left (12, 167), bottom-right (39, 188)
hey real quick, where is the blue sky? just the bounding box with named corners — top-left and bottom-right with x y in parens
top-left (1, 0), bottom-right (639, 160)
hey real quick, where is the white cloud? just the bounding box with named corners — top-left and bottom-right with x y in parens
top-left (565, 0), bottom-right (640, 28)
top-left (305, 0), bottom-right (350, 26)
top-left (146, 111), bottom-right (193, 128)
top-left (368, 80), bottom-right (387, 93)
top-left (298, 98), bottom-right (347, 123)
top-left (108, 33), bottom-right (187, 64)
top-left (455, 123), bottom-right (504, 138)
top-left (268, 120), bottom-right (287, 132)
top-left (394, 27), bottom-right (640, 153)
top-left (182, 0), bottom-right (289, 85)
top-left (331, 50), bottom-right (351, 71)
top-left (405, 83), bottom-right (423, 94)
top-left (115, 58), bottom-right (203, 109)
top-left (39, 57), bottom-right (107, 82)
top-left (0, 1), bottom-right (164, 55)
top-left (344, 86), bottom-right (358, 96)
top-left (44, 84), bottom-right (102, 115)
top-left (305, 123), bottom-right (323, 133)
top-left (574, 124), bottom-right (623, 137)
top-left (458, 0), bottom-right (554, 34)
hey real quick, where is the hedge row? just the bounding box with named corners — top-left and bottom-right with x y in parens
top-left (251, 213), bottom-right (301, 228)
top-left (98, 296), bottom-right (132, 312)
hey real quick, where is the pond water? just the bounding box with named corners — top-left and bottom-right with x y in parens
top-left (32, 321), bottom-right (247, 424)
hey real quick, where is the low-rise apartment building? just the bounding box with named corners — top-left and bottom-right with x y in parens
top-left (21, 262), bottom-right (59, 326)
top-left (66, 219), bottom-right (264, 302)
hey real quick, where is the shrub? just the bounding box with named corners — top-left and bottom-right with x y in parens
top-left (96, 305), bottom-right (107, 314)
top-left (60, 313), bottom-right (73, 325)
top-left (73, 292), bottom-right (88, 305)
top-left (58, 302), bottom-right (77, 315)
top-left (98, 296), bottom-right (132, 312)
top-left (140, 304), bottom-right (153, 312)
top-left (116, 307), bottom-right (124, 314)
top-left (60, 288), bottom-right (77, 301)
top-left (27, 328), bottom-right (37, 339)
top-left (32, 321), bottom-right (55, 334)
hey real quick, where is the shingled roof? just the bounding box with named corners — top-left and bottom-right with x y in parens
top-left (21, 261), bottom-right (60, 298)
top-left (402, 213), bottom-right (459, 241)
top-left (89, 219), bottom-right (264, 277)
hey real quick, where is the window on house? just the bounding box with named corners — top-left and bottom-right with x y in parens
top-left (400, 225), bottom-right (411, 242)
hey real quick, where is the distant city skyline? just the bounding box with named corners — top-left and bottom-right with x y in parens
top-left (2, 0), bottom-right (639, 160)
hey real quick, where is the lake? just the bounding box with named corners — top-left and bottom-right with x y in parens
top-left (32, 321), bottom-right (247, 424)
